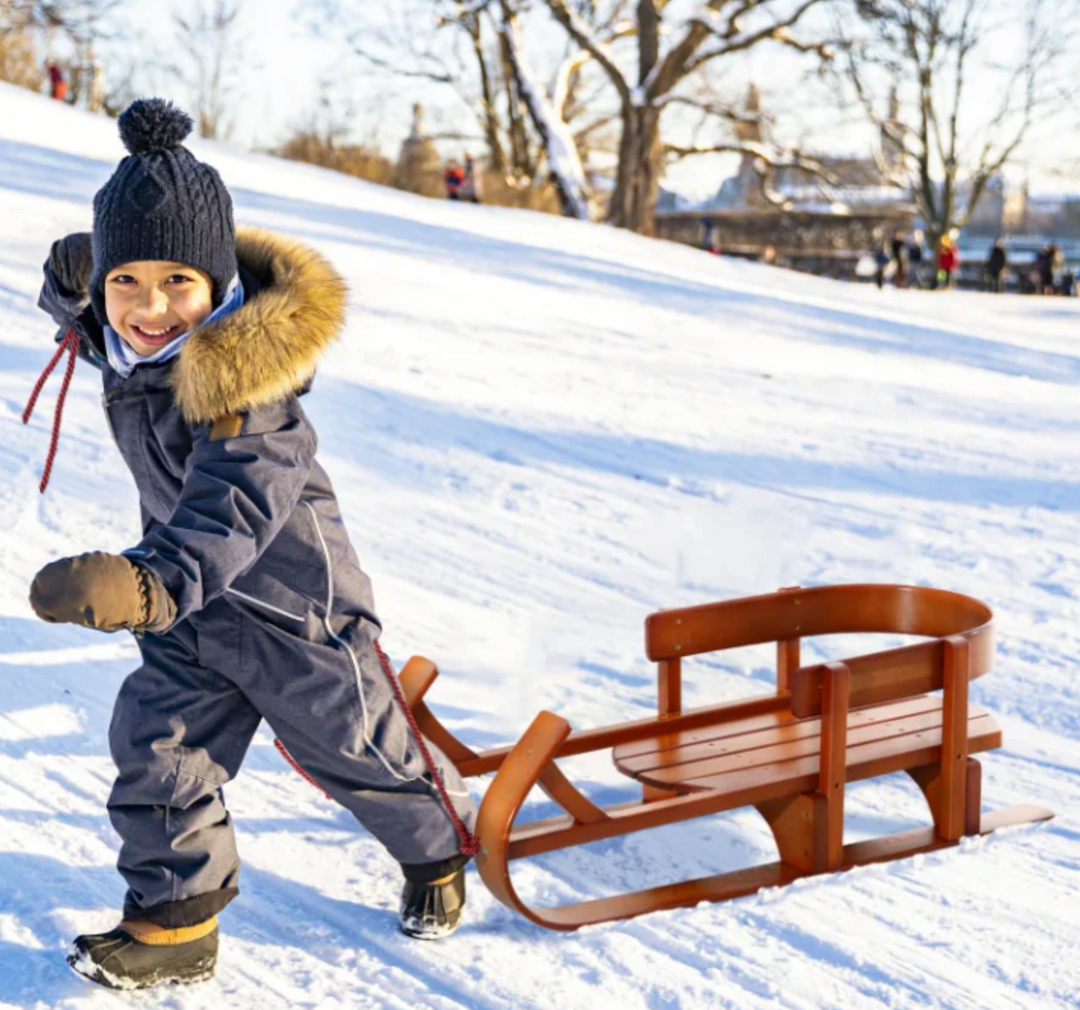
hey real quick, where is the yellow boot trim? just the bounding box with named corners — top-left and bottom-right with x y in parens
top-left (120, 916), bottom-right (218, 946)
top-left (427, 871), bottom-right (462, 886)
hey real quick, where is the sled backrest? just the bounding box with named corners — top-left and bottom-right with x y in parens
top-left (645, 585), bottom-right (991, 661)
top-left (645, 585), bottom-right (994, 717)
top-left (787, 635), bottom-right (985, 718)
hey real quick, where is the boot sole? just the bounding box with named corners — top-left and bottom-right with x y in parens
top-left (399, 916), bottom-right (463, 941)
top-left (67, 952), bottom-right (216, 991)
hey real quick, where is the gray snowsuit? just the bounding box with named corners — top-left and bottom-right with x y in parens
top-left (37, 227), bottom-right (476, 928)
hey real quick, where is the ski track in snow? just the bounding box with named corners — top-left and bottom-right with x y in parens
top-left (0, 83), bottom-right (1078, 1008)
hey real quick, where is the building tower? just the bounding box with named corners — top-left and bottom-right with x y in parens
top-left (397, 103), bottom-right (442, 197)
top-left (880, 86), bottom-right (905, 180)
top-left (732, 84), bottom-right (767, 207)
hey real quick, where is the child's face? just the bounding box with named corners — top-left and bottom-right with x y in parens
top-left (104, 261), bottom-right (214, 356)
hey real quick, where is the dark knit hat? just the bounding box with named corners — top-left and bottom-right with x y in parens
top-left (89, 98), bottom-right (237, 325)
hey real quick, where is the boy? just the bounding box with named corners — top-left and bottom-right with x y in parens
top-left (26, 98), bottom-right (476, 991)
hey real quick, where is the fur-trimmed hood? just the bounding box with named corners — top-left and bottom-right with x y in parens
top-left (171, 227), bottom-right (348, 423)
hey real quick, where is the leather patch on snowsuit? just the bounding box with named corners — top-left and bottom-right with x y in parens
top-left (209, 414), bottom-right (243, 442)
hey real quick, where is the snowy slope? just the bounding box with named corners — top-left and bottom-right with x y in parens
top-left (0, 81), bottom-right (1078, 1009)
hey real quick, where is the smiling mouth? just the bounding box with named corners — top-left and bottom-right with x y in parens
top-left (131, 324), bottom-right (181, 344)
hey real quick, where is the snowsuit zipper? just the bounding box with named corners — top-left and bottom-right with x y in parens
top-left (225, 587), bottom-right (305, 623)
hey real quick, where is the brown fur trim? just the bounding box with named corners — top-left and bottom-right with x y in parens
top-left (171, 227), bottom-right (348, 423)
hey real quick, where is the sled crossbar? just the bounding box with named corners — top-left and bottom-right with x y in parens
top-left (400, 584), bottom-right (1053, 931)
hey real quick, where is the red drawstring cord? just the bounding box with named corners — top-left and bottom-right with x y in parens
top-left (22, 327), bottom-right (80, 494)
top-left (372, 640), bottom-right (480, 858)
top-left (273, 738), bottom-right (332, 799)
top-left (274, 641), bottom-right (480, 859)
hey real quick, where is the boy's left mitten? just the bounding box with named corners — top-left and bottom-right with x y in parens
top-left (38, 232), bottom-right (105, 369)
top-left (29, 552), bottom-right (176, 634)
top-left (48, 233), bottom-right (94, 299)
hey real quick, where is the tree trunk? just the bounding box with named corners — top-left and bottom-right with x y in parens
top-left (499, 29), bottom-right (531, 178)
top-left (608, 106), bottom-right (661, 234)
top-left (467, 13), bottom-right (506, 174)
top-left (500, 2), bottom-right (590, 219)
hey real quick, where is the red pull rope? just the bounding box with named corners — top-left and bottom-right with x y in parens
top-left (23, 327), bottom-right (80, 494)
top-left (373, 640), bottom-right (480, 858)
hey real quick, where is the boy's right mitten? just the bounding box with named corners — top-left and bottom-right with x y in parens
top-left (29, 552), bottom-right (176, 634)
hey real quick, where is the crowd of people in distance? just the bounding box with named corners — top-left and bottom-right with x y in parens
top-left (874, 232), bottom-right (1075, 296)
top-left (944, 237), bottom-right (1074, 296)
top-left (443, 153), bottom-right (482, 203)
top-left (873, 230), bottom-right (958, 291)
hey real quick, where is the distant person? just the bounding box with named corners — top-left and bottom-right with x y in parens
top-left (459, 152), bottom-right (481, 204)
top-left (47, 63), bottom-right (67, 102)
top-left (1036, 244), bottom-right (1054, 295)
top-left (874, 244), bottom-right (890, 290)
top-left (1022, 254), bottom-right (1041, 295)
top-left (908, 231), bottom-right (925, 289)
top-left (443, 160), bottom-right (465, 201)
top-left (986, 238), bottom-right (1007, 293)
top-left (936, 235), bottom-right (958, 290)
top-left (700, 217), bottom-right (714, 251)
top-left (1051, 244), bottom-right (1066, 294)
top-left (1063, 267), bottom-right (1076, 298)
top-left (891, 230), bottom-right (907, 287)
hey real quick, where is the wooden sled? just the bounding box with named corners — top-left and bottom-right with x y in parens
top-left (399, 584), bottom-right (1053, 930)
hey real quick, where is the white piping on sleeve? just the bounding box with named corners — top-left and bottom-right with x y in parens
top-left (301, 500), bottom-right (424, 785)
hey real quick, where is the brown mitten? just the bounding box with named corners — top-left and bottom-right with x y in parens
top-left (29, 552), bottom-right (176, 633)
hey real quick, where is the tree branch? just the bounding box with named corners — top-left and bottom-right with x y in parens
top-left (686, 0), bottom-right (830, 77)
top-left (542, 0), bottom-right (633, 107)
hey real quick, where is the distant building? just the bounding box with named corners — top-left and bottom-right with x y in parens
top-left (708, 85), bottom-right (911, 215)
top-left (396, 103), bottom-right (442, 198)
top-left (1025, 194), bottom-right (1080, 237)
top-left (962, 174), bottom-right (1008, 236)
top-left (966, 185), bottom-right (1080, 241)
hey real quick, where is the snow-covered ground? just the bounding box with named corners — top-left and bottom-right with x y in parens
top-left (0, 82), bottom-right (1078, 1009)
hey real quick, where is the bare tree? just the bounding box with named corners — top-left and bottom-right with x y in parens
top-left (837, 0), bottom-right (1075, 249)
top-left (306, 2), bottom-right (501, 163)
top-left (305, 0), bottom-right (832, 227)
top-left (171, 0), bottom-right (247, 141)
top-left (304, 0), bottom-right (591, 198)
top-left (538, 0), bottom-right (835, 232)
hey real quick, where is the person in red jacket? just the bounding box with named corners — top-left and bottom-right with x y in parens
top-left (443, 161), bottom-right (465, 200)
top-left (937, 235), bottom-right (959, 290)
top-left (47, 64), bottom-right (68, 102)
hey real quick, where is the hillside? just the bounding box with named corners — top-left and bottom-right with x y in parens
top-left (0, 82), bottom-right (1077, 1009)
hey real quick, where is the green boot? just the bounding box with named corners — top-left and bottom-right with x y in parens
top-left (66, 916), bottom-right (218, 990)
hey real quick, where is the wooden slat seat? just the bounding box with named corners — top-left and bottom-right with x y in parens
top-left (613, 695), bottom-right (1002, 800)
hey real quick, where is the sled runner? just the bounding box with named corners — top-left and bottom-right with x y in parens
top-left (399, 584), bottom-right (1053, 930)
